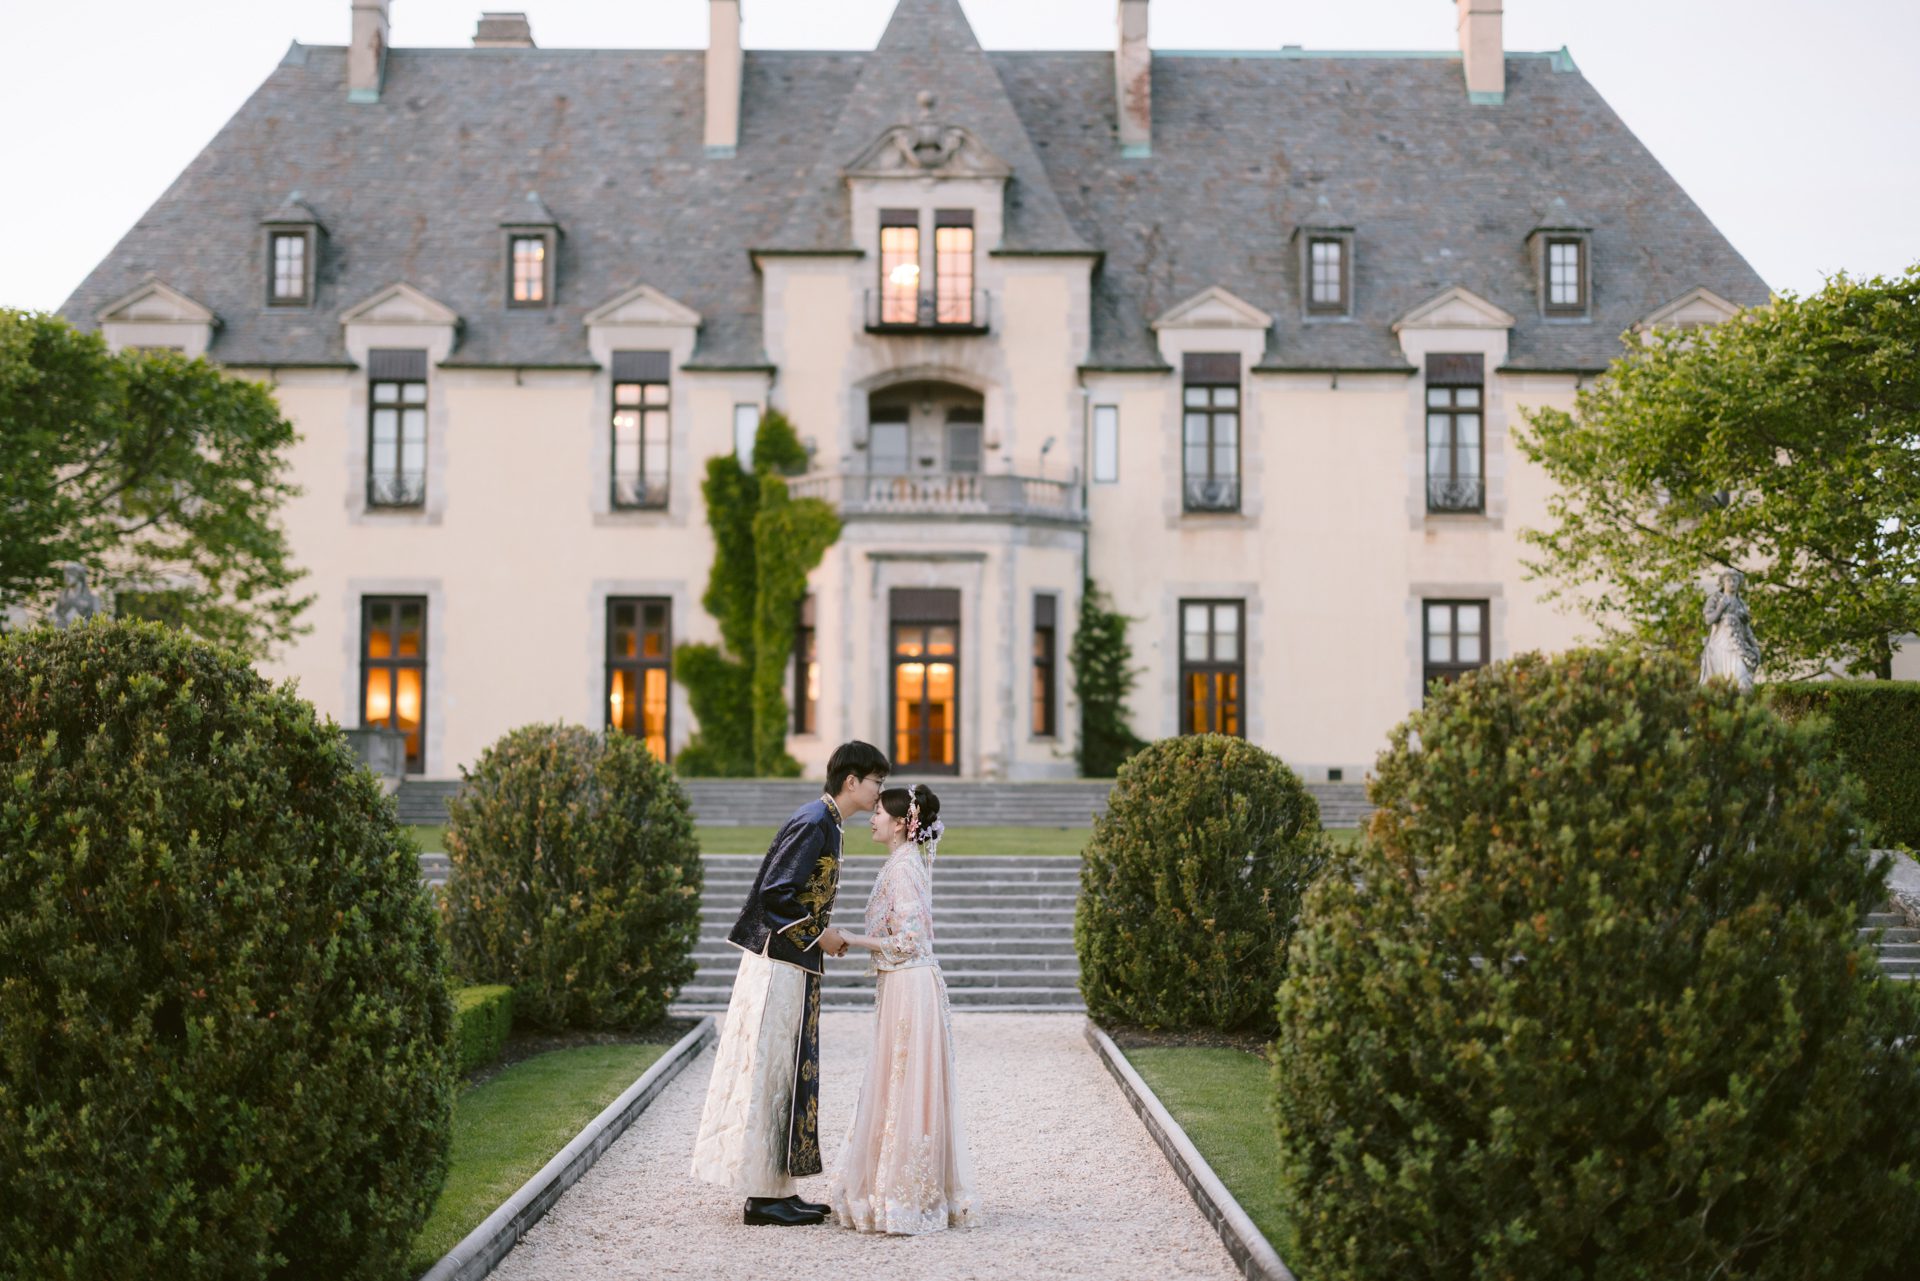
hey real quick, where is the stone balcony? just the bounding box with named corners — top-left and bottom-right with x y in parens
top-left (785, 471), bottom-right (1086, 526)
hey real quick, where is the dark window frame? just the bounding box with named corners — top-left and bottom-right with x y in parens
top-left (1422, 598), bottom-right (1490, 697)
top-left (889, 588), bottom-right (961, 777)
top-left (1425, 354), bottom-right (1485, 515)
top-left (611, 351), bottom-right (671, 511)
top-left (606, 596), bottom-right (673, 760)
top-left (360, 595), bottom-right (428, 775)
top-left (266, 228), bottom-right (313, 307)
top-left (1031, 593), bottom-right (1058, 739)
top-left (506, 230), bottom-right (554, 309)
top-left (793, 594), bottom-right (819, 736)
top-left (1179, 598), bottom-right (1245, 737)
top-left (1305, 234), bottom-right (1350, 314)
top-left (933, 209), bottom-right (975, 327)
top-left (366, 349), bottom-right (428, 509)
top-left (1182, 353), bottom-right (1243, 514)
top-left (1542, 234), bottom-right (1589, 316)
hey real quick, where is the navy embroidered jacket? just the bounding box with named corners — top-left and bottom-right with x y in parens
top-left (726, 797), bottom-right (843, 975)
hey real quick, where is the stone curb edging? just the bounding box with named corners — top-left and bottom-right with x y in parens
top-left (1083, 1020), bottom-right (1297, 1281)
top-left (419, 1015), bottom-right (717, 1281)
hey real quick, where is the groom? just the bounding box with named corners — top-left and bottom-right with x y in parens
top-left (690, 741), bottom-right (890, 1225)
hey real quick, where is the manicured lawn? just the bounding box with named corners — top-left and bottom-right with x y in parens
top-left (1124, 1046), bottom-right (1297, 1261)
top-left (412, 823), bottom-right (1361, 857)
top-left (407, 1042), bottom-right (666, 1274)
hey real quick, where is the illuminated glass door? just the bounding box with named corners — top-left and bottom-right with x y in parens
top-left (361, 596), bottom-right (427, 773)
top-left (890, 588), bottom-right (960, 774)
top-left (607, 598), bottom-right (671, 761)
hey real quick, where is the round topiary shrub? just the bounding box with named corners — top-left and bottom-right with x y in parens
top-left (1076, 733), bottom-right (1331, 1032)
top-left (0, 620), bottom-right (454, 1280)
top-left (1272, 647), bottom-right (1920, 1281)
top-left (442, 723), bottom-right (702, 1029)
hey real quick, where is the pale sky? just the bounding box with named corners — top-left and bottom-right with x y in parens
top-left (3, 0), bottom-right (1914, 314)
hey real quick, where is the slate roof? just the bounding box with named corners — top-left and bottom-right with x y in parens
top-left (61, 0), bottom-right (1769, 373)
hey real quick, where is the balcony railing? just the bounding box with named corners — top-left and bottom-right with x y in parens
top-left (612, 473), bottom-right (669, 510)
top-left (368, 471), bottom-right (426, 508)
top-left (786, 471), bottom-right (1084, 524)
top-left (1183, 474), bottom-right (1241, 513)
top-left (1427, 474), bottom-right (1486, 514)
top-left (864, 289), bottom-right (992, 335)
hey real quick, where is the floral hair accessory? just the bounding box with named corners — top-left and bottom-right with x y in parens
top-left (905, 797), bottom-right (920, 842)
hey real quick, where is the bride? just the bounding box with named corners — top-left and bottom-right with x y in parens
top-left (824, 783), bottom-right (981, 1235)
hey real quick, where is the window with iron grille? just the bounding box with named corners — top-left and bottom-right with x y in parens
top-left (269, 231), bottom-right (309, 306)
top-left (1425, 353), bottom-right (1484, 514)
top-left (1182, 353), bottom-right (1241, 513)
top-left (1180, 599), bottom-right (1244, 736)
top-left (1307, 236), bottom-right (1347, 313)
top-left (879, 210), bottom-right (920, 325)
top-left (1546, 237), bottom-right (1585, 312)
top-left (611, 351), bottom-right (670, 510)
top-left (935, 210), bottom-right (974, 326)
top-left (607, 597), bottom-right (671, 760)
top-left (1423, 599), bottom-right (1488, 697)
top-left (793, 595), bottom-right (819, 736)
top-left (367, 349), bottom-right (427, 508)
top-left (361, 596), bottom-right (427, 774)
top-left (509, 233), bottom-right (550, 307)
top-left (1032, 594), bottom-right (1058, 738)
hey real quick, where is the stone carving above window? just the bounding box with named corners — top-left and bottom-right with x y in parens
top-left (845, 92), bottom-right (1011, 181)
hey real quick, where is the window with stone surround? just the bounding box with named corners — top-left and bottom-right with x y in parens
top-left (793, 594), bottom-right (819, 736)
top-left (361, 595), bottom-right (427, 774)
top-left (611, 351), bottom-right (670, 510)
top-left (509, 233), bottom-right (551, 307)
top-left (1546, 237), bottom-right (1586, 313)
top-left (1180, 599), bottom-right (1244, 736)
top-left (1092, 404), bottom-right (1119, 483)
top-left (1308, 236), bottom-right (1347, 313)
top-left (607, 597), bottom-right (671, 760)
top-left (935, 210), bottom-right (975, 326)
top-left (367, 349), bottom-right (427, 508)
top-left (1425, 353), bottom-right (1484, 514)
top-left (1182, 353), bottom-right (1241, 513)
top-left (879, 210), bottom-right (921, 325)
top-left (1423, 599), bottom-right (1488, 697)
top-left (269, 231), bottom-right (310, 306)
top-left (1032, 593), bottom-right (1058, 738)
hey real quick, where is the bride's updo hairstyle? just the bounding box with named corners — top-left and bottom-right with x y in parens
top-left (878, 784), bottom-right (941, 845)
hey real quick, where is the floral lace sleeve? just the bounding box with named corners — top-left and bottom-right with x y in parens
top-left (867, 854), bottom-right (933, 969)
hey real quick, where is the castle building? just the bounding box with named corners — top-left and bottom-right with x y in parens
top-left (61, 0), bottom-right (1770, 780)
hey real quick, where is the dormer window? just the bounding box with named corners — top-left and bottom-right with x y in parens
top-left (1308, 237), bottom-right (1347, 313)
top-left (509, 234), bottom-right (550, 307)
top-left (934, 210), bottom-right (975, 326)
top-left (269, 231), bottom-right (310, 306)
top-left (879, 210), bottom-right (920, 325)
top-left (1545, 237), bottom-right (1586, 313)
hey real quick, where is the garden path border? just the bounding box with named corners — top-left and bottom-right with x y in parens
top-left (419, 1016), bottom-right (716, 1281)
top-left (1085, 1020), bottom-right (1298, 1281)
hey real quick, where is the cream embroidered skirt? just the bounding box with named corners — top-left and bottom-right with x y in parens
top-left (826, 964), bottom-right (981, 1234)
top-left (689, 948), bottom-right (808, 1198)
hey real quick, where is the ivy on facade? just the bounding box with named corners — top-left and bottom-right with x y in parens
top-left (673, 411), bottom-right (840, 776)
top-left (1070, 579), bottom-right (1147, 777)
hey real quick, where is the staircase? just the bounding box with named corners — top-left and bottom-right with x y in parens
top-left (398, 777), bottom-right (1377, 829)
top-left (1865, 905), bottom-right (1919, 979)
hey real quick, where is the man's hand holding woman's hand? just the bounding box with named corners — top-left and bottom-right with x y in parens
top-left (820, 925), bottom-right (850, 957)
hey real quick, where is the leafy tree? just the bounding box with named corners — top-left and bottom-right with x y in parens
top-left (1071, 579), bottom-right (1147, 776)
top-left (1515, 266), bottom-right (1920, 679)
top-left (673, 410), bottom-right (839, 776)
top-left (0, 309), bottom-right (310, 657)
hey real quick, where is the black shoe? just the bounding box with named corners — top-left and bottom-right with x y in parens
top-left (784, 1195), bottom-right (832, 1217)
top-left (743, 1197), bottom-right (826, 1226)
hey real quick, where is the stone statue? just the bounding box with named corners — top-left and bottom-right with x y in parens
top-left (51, 564), bottom-right (104, 629)
top-left (1699, 569), bottom-right (1761, 692)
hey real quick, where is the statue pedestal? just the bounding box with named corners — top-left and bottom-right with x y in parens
top-left (343, 726), bottom-right (407, 794)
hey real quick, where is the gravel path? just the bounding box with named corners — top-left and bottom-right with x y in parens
top-left (491, 1012), bottom-right (1245, 1281)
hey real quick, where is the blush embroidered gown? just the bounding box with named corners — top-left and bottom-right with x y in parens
top-left (825, 843), bottom-right (981, 1234)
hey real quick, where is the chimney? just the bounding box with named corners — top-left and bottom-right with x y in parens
top-left (1115, 0), bottom-right (1151, 156)
top-left (349, 0), bottom-right (390, 102)
top-left (473, 12), bottom-right (535, 48)
top-left (1457, 0), bottom-right (1505, 103)
top-left (705, 0), bottom-right (744, 157)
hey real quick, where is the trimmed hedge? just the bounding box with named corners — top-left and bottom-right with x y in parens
top-left (443, 723), bottom-right (702, 1029)
top-left (454, 985), bottom-right (515, 1075)
top-left (1272, 648), bottom-right (1920, 1281)
top-left (1766, 679), bottom-right (1920, 847)
top-left (0, 621), bottom-right (455, 1280)
top-left (1076, 734), bottom-right (1331, 1033)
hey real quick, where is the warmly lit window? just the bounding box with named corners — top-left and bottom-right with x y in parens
top-left (793, 595), bottom-right (820, 735)
top-left (1424, 600), bottom-right (1488, 696)
top-left (935, 210), bottom-right (974, 325)
top-left (879, 211), bottom-right (920, 325)
top-left (612, 352), bottom-right (670, 509)
top-left (608, 597), bottom-right (671, 760)
top-left (367, 349), bottom-right (427, 508)
top-left (510, 234), bottom-right (548, 305)
top-left (1032, 594), bottom-right (1058, 738)
top-left (891, 588), bottom-right (959, 774)
top-left (1092, 405), bottom-right (1119, 484)
top-left (1546, 237), bottom-right (1585, 311)
top-left (1308, 236), bottom-right (1346, 312)
top-left (362, 596), bottom-right (427, 774)
top-left (1180, 599), bottom-right (1243, 736)
top-left (269, 231), bottom-right (308, 305)
top-left (1182, 353), bottom-right (1241, 513)
top-left (1426, 353), bottom-right (1484, 513)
